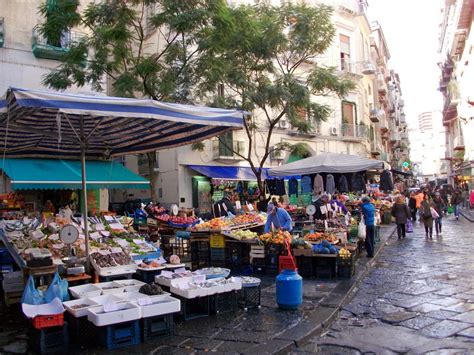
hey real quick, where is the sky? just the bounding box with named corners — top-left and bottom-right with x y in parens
top-left (367, 0), bottom-right (444, 129)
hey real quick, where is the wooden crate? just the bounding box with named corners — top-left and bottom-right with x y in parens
top-left (5, 291), bottom-right (23, 306)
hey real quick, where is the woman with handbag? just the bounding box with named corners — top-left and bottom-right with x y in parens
top-left (420, 194), bottom-right (433, 239)
top-left (391, 196), bottom-right (411, 239)
top-left (432, 192), bottom-right (445, 236)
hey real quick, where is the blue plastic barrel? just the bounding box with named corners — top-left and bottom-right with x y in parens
top-left (276, 269), bottom-right (303, 310)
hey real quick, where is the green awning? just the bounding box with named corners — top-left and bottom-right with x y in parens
top-left (1, 159), bottom-right (150, 190)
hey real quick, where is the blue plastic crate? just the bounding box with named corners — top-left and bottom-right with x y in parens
top-left (0, 248), bottom-right (14, 265)
top-left (141, 314), bottom-right (173, 341)
top-left (97, 320), bottom-right (141, 350)
top-left (134, 269), bottom-right (161, 284)
top-left (29, 323), bottom-right (69, 354)
top-left (131, 250), bottom-right (161, 261)
top-left (1, 265), bottom-right (13, 274)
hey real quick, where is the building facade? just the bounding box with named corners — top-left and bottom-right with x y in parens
top-left (438, 0), bottom-right (474, 188)
top-left (125, 0), bottom-right (409, 210)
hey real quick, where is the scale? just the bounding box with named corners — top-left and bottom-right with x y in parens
top-left (170, 204), bottom-right (179, 216)
top-left (305, 204), bottom-right (316, 217)
top-left (60, 225), bottom-right (85, 275)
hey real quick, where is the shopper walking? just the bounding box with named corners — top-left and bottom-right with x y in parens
top-left (451, 189), bottom-right (463, 220)
top-left (409, 191), bottom-right (417, 222)
top-left (432, 192), bottom-right (445, 236)
top-left (391, 196), bottom-right (411, 239)
top-left (420, 194), bottom-right (434, 238)
top-left (415, 190), bottom-right (424, 222)
top-left (360, 196), bottom-right (375, 258)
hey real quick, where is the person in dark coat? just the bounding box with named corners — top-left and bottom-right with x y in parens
top-left (351, 173), bottom-right (366, 192)
top-left (212, 192), bottom-right (236, 217)
top-left (451, 189), bottom-right (463, 220)
top-left (380, 170), bottom-right (394, 191)
top-left (432, 192), bottom-right (445, 236)
top-left (408, 191), bottom-right (417, 222)
top-left (391, 196), bottom-right (411, 239)
top-left (420, 193), bottom-right (433, 239)
top-left (313, 194), bottom-right (329, 220)
top-left (257, 194), bottom-right (271, 213)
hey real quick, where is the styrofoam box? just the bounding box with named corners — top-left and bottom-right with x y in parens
top-left (116, 291), bottom-right (171, 303)
top-left (94, 281), bottom-right (125, 295)
top-left (2, 282), bottom-right (24, 293)
top-left (206, 284), bottom-right (226, 296)
top-left (138, 296), bottom-right (181, 318)
top-left (88, 294), bottom-right (125, 306)
top-left (113, 279), bottom-right (146, 293)
top-left (87, 302), bottom-right (140, 326)
top-left (155, 275), bottom-right (193, 288)
top-left (63, 298), bottom-right (99, 318)
top-left (69, 284), bottom-right (102, 299)
top-left (170, 286), bottom-right (208, 299)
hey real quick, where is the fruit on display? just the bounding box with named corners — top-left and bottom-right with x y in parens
top-left (258, 230), bottom-right (292, 244)
top-left (156, 214), bottom-right (170, 222)
top-left (305, 232), bottom-right (338, 244)
top-left (291, 238), bottom-right (313, 249)
top-left (194, 218), bottom-right (230, 231)
top-left (230, 230), bottom-right (258, 241)
top-left (339, 248), bottom-right (352, 259)
top-left (231, 214), bottom-right (264, 226)
top-left (169, 216), bottom-right (196, 225)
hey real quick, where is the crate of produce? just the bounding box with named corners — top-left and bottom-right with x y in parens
top-left (337, 249), bottom-right (355, 279)
top-left (96, 320), bottom-right (141, 350)
top-left (142, 314), bottom-right (174, 341)
top-left (32, 313), bottom-right (64, 330)
top-left (210, 234), bottom-right (226, 248)
top-left (211, 290), bottom-right (238, 315)
top-left (296, 256), bottom-right (314, 278)
top-left (29, 323), bottom-right (69, 354)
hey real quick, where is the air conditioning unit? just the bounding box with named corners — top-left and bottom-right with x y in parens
top-left (330, 127), bottom-right (338, 136)
top-left (278, 119), bottom-right (290, 129)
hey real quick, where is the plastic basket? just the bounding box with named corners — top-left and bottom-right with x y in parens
top-left (210, 234), bottom-right (226, 248)
top-left (296, 256), bottom-right (314, 278)
top-left (239, 285), bottom-right (261, 310)
top-left (142, 314), bottom-right (174, 341)
top-left (97, 320), bottom-right (141, 350)
top-left (29, 323), bottom-right (69, 354)
top-left (32, 313), bottom-right (64, 330)
top-left (66, 314), bottom-right (94, 345)
top-left (176, 295), bottom-right (210, 321)
top-left (211, 291), bottom-right (238, 315)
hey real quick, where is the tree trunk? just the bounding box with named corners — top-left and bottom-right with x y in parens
top-left (147, 152), bottom-right (157, 202)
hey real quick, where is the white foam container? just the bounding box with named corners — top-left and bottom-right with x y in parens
top-left (69, 284), bottom-right (102, 299)
top-left (138, 296), bottom-right (181, 318)
top-left (94, 281), bottom-right (125, 295)
top-left (88, 294), bottom-right (124, 306)
top-left (116, 291), bottom-right (171, 302)
top-left (63, 298), bottom-right (99, 318)
top-left (170, 286), bottom-right (208, 299)
top-left (87, 302), bottom-right (140, 326)
top-left (113, 279), bottom-right (146, 293)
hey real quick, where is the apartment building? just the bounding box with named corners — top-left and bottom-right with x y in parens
top-left (134, 0), bottom-right (408, 209)
top-left (438, 0), bottom-right (474, 187)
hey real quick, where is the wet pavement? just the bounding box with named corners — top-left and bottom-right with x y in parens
top-left (0, 225), bottom-right (396, 354)
top-left (298, 215), bottom-right (474, 354)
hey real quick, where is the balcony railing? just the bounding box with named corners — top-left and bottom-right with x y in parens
top-left (213, 140), bottom-right (245, 161)
top-left (370, 109), bottom-right (380, 123)
top-left (377, 75), bottom-right (387, 94)
top-left (0, 17), bottom-right (4, 48)
top-left (370, 141), bottom-right (383, 155)
top-left (400, 132), bottom-right (409, 140)
top-left (32, 25), bottom-right (84, 60)
top-left (341, 124), bottom-right (369, 141)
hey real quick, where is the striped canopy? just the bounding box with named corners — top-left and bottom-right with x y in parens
top-left (0, 87), bottom-right (244, 159)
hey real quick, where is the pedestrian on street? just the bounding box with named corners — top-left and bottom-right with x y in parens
top-left (450, 189), bottom-right (463, 220)
top-left (415, 190), bottom-right (424, 222)
top-left (391, 195), bottom-right (411, 239)
top-left (360, 196), bottom-right (375, 258)
top-left (420, 193), bottom-right (433, 239)
top-left (409, 191), bottom-right (417, 222)
top-left (432, 192), bottom-right (445, 236)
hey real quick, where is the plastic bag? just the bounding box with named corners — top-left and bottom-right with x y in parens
top-left (431, 207), bottom-right (440, 219)
top-left (447, 205), bottom-right (454, 214)
top-left (21, 276), bottom-right (45, 305)
top-left (44, 272), bottom-right (69, 303)
top-left (406, 219), bottom-right (413, 233)
top-left (358, 216), bottom-right (366, 240)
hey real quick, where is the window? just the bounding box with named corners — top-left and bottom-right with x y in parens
top-left (342, 101), bottom-right (356, 125)
top-left (219, 131), bottom-right (234, 157)
top-left (217, 83), bottom-right (225, 98)
top-left (340, 34), bottom-right (351, 70)
top-left (144, 3), bottom-right (158, 36)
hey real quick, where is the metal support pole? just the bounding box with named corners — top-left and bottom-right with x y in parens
top-left (80, 118), bottom-right (90, 271)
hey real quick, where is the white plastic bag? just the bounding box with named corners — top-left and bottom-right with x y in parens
top-left (430, 207), bottom-right (439, 219)
top-left (358, 216), bottom-right (366, 240)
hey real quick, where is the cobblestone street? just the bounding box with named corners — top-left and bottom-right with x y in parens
top-left (298, 214), bottom-right (474, 354)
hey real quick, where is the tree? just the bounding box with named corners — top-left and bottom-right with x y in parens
top-left (39, 0), bottom-right (231, 201)
top-left (194, 3), bottom-right (355, 193)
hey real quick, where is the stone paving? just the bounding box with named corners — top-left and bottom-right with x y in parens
top-left (297, 215), bottom-right (474, 354)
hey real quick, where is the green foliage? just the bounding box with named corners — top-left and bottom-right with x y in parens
top-left (38, 0), bottom-right (81, 46)
top-left (289, 143), bottom-right (312, 158)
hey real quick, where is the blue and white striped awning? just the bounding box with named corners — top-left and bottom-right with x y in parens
top-left (0, 87), bottom-right (244, 159)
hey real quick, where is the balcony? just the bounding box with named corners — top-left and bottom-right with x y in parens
top-left (370, 109), bottom-right (380, 123)
top-left (377, 75), bottom-right (387, 94)
top-left (340, 124), bottom-right (369, 142)
top-left (340, 59), bottom-right (363, 78)
top-left (390, 131), bottom-right (400, 143)
top-left (370, 141), bottom-right (382, 156)
top-left (32, 25), bottom-right (84, 60)
top-left (213, 139), bottom-right (245, 162)
top-left (453, 136), bottom-right (465, 151)
top-left (381, 152), bottom-right (390, 163)
top-left (400, 132), bottom-right (409, 140)
top-left (0, 17), bottom-right (4, 48)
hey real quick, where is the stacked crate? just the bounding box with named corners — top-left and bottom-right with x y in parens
top-left (209, 234), bottom-right (226, 267)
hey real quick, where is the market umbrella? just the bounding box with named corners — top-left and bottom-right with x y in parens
top-left (0, 87), bottom-right (244, 266)
top-left (268, 152), bottom-right (386, 177)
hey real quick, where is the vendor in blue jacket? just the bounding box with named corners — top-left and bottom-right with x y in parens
top-left (264, 203), bottom-right (293, 233)
top-left (360, 196), bottom-right (376, 258)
